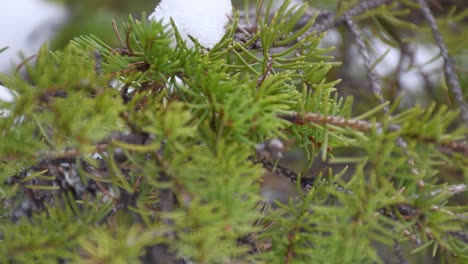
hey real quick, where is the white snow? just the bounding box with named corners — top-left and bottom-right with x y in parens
top-left (0, 84), bottom-right (14, 117)
top-left (0, 0), bottom-right (67, 103)
top-left (271, 0), bottom-right (303, 9)
top-left (0, 84), bottom-right (14, 103)
top-left (0, 0), bottom-right (67, 74)
top-left (149, 0), bottom-right (232, 48)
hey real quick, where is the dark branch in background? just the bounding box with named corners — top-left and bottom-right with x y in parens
top-left (236, 0), bottom-right (393, 37)
top-left (344, 14), bottom-right (388, 112)
top-left (248, 156), bottom-right (313, 190)
top-left (38, 143), bottom-right (109, 160)
top-left (150, 146), bottom-right (179, 264)
top-left (310, 0), bottom-right (393, 34)
top-left (343, 12), bottom-right (423, 186)
top-left (393, 239), bottom-right (409, 264)
top-left (415, 0), bottom-right (468, 126)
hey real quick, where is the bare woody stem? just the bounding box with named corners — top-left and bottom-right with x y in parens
top-left (277, 112), bottom-right (468, 156)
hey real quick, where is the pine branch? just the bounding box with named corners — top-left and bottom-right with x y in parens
top-left (2, 2), bottom-right (467, 262)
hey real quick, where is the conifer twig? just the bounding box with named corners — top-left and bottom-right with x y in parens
top-left (428, 184), bottom-right (467, 197)
top-left (257, 55), bottom-right (273, 88)
top-left (278, 112), bottom-right (468, 156)
top-left (248, 156), bottom-right (311, 189)
top-left (15, 54), bottom-right (38, 72)
top-left (38, 143), bottom-right (109, 160)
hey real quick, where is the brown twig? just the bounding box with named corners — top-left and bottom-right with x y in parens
top-left (38, 143), bottom-right (109, 160)
top-left (15, 54), bottom-right (38, 72)
top-left (257, 55), bottom-right (274, 88)
top-left (277, 112), bottom-right (468, 156)
top-left (112, 19), bottom-right (126, 48)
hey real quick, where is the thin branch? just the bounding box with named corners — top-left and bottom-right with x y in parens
top-left (428, 184), bottom-right (467, 197)
top-left (249, 156), bottom-right (311, 188)
top-left (36, 112), bottom-right (467, 163)
top-left (344, 15), bottom-right (388, 112)
top-left (278, 112), bottom-right (396, 132)
top-left (257, 55), bottom-right (274, 88)
top-left (236, 0), bottom-right (393, 38)
top-left (343, 11), bottom-right (423, 186)
top-left (278, 112), bottom-right (468, 156)
top-left (311, 0), bottom-right (393, 34)
top-left (15, 54), bottom-right (38, 72)
top-left (415, 0), bottom-right (468, 125)
top-left (38, 143), bottom-right (109, 160)
top-left (393, 239), bottom-right (409, 264)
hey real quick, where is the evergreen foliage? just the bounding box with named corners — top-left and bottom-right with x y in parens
top-left (0, 0), bottom-right (467, 263)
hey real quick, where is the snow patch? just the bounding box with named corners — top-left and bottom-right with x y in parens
top-left (0, 0), bottom-right (67, 73)
top-left (149, 0), bottom-right (232, 48)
